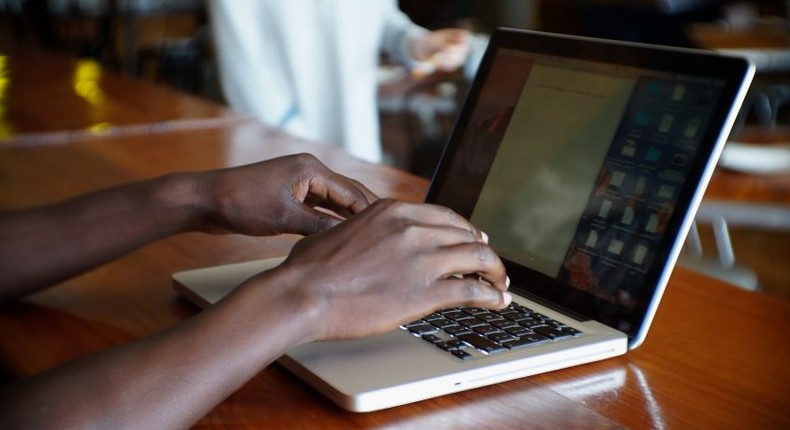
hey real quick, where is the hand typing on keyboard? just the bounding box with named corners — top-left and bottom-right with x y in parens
top-left (274, 198), bottom-right (511, 342)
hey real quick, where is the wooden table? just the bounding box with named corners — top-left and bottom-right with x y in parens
top-left (0, 120), bottom-right (787, 429)
top-left (0, 50), bottom-right (242, 143)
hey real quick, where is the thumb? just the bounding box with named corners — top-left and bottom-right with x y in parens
top-left (288, 204), bottom-right (344, 236)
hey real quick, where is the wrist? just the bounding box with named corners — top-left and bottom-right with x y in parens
top-left (269, 261), bottom-right (328, 345)
top-left (151, 171), bottom-right (211, 234)
top-left (228, 261), bottom-right (327, 348)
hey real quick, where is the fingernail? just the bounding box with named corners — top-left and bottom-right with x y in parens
top-left (502, 292), bottom-right (512, 306)
top-left (505, 276), bottom-right (511, 288)
top-left (481, 231), bottom-right (489, 243)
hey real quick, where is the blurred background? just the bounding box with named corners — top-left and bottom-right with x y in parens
top-left (1, 1), bottom-right (787, 173)
top-left (0, 0), bottom-right (788, 298)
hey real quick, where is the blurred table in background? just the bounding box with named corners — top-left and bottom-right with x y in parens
top-left (681, 124), bottom-right (790, 299)
top-left (0, 50), bottom-right (240, 144)
top-left (0, 0), bottom-right (211, 95)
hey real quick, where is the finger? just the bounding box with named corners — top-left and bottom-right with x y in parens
top-left (429, 242), bottom-right (508, 291)
top-left (431, 277), bottom-right (512, 310)
top-left (304, 199), bottom-right (355, 220)
top-left (286, 204), bottom-right (346, 236)
top-left (345, 177), bottom-right (379, 205)
top-left (388, 223), bottom-right (483, 250)
top-left (308, 179), bottom-right (378, 218)
top-left (307, 173), bottom-right (379, 216)
top-left (379, 201), bottom-right (484, 240)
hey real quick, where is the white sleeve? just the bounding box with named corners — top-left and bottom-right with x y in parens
top-left (379, 0), bottom-right (428, 69)
top-left (207, 0), bottom-right (295, 126)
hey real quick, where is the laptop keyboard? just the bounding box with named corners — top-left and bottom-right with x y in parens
top-left (400, 302), bottom-right (583, 360)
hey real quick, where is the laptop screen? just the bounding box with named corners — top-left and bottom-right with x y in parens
top-left (426, 30), bottom-right (751, 343)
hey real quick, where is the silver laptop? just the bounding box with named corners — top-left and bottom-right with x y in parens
top-left (173, 29), bottom-right (753, 412)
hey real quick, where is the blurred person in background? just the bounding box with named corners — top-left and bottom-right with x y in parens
top-left (208, 0), bottom-right (470, 163)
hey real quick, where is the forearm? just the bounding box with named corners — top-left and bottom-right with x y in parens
top-left (0, 154), bottom-right (377, 300)
top-left (0, 172), bottom-right (203, 301)
top-left (0, 268), bottom-right (316, 430)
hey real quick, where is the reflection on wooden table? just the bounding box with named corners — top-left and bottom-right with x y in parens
top-left (0, 50), bottom-right (240, 142)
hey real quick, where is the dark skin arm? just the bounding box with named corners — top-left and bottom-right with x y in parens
top-left (0, 153), bottom-right (509, 429)
top-left (0, 153), bottom-right (375, 301)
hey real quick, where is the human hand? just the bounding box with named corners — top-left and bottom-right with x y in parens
top-left (273, 199), bottom-right (510, 342)
top-left (412, 28), bottom-right (470, 74)
top-left (196, 153), bottom-right (378, 237)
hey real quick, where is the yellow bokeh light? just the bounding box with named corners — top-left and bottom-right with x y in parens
top-left (0, 54), bottom-right (13, 139)
top-left (87, 122), bottom-right (112, 134)
top-left (73, 59), bottom-right (105, 106)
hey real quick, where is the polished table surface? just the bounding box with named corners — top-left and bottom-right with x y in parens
top-left (0, 120), bottom-right (788, 429)
top-left (0, 50), bottom-right (242, 143)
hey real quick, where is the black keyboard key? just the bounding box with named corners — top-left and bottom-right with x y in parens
top-left (423, 312), bottom-right (444, 321)
top-left (473, 325), bottom-right (501, 336)
top-left (445, 325), bottom-right (472, 336)
top-left (547, 319), bottom-right (565, 329)
top-left (520, 318), bottom-right (544, 328)
top-left (514, 305), bottom-right (534, 314)
top-left (421, 334), bottom-right (442, 344)
top-left (502, 334), bottom-right (549, 349)
top-left (437, 339), bottom-right (468, 351)
top-left (430, 318), bottom-right (458, 329)
top-left (505, 314), bottom-right (531, 323)
top-left (563, 327), bottom-right (583, 336)
top-left (463, 307), bottom-right (490, 316)
top-left (491, 319), bottom-right (519, 330)
top-left (476, 312), bottom-right (504, 323)
top-left (442, 310), bottom-right (472, 321)
top-left (408, 324), bottom-right (439, 335)
top-left (488, 332), bottom-right (517, 344)
top-left (534, 325), bottom-right (572, 340)
top-left (495, 310), bottom-right (521, 318)
top-left (505, 326), bottom-right (533, 337)
top-left (457, 333), bottom-right (507, 354)
top-left (451, 350), bottom-right (472, 360)
top-left (459, 318), bottom-right (487, 328)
